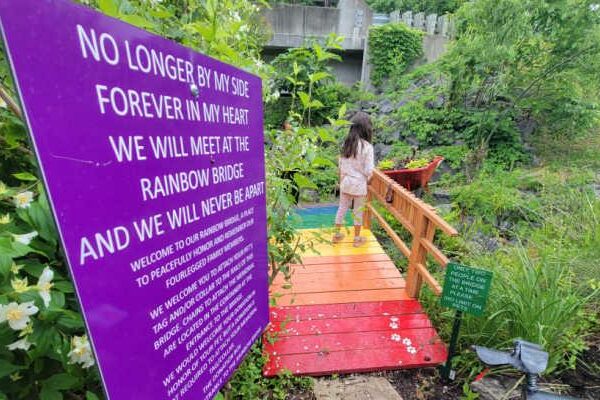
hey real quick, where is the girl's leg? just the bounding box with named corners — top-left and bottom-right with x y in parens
top-left (352, 196), bottom-right (367, 246)
top-left (333, 193), bottom-right (351, 241)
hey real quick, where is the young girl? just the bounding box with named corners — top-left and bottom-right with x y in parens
top-left (333, 111), bottom-right (374, 247)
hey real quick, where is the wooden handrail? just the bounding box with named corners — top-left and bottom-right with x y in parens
top-left (366, 169), bottom-right (457, 298)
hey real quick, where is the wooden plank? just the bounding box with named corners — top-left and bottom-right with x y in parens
top-left (368, 187), bottom-right (415, 234)
top-left (269, 300), bottom-right (423, 322)
top-left (270, 276), bottom-right (405, 294)
top-left (267, 313), bottom-right (433, 337)
top-left (367, 203), bottom-right (412, 258)
top-left (265, 327), bottom-right (443, 356)
top-left (299, 253), bottom-right (391, 266)
top-left (301, 241), bottom-right (385, 257)
top-left (272, 267), bottom-right (402, 285)
top-left (273, 288), bottom-right (411, 307)
top-left (289, 260), bottom-right (398, 275)
top-left (263, 342), bottom-right (448, 376)
top-left (415, 263), bottom-right (442, 296)
top-left (420, 238), bottom-right (449, 267)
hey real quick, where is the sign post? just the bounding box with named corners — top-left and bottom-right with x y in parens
top-left (0, 1), bottom-right (269, 399)
top-left (440, 262), bottom-right (493, 381)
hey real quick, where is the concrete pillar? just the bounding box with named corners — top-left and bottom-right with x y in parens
top-left (390, 10), bottom-right (400, 23)
top-left (426, 13), bottom-right (437, 35)
top-left (438, 14), bottom-right (449, 37)
top-left (414, 12), bottom-right (425, 31)
top-left (402, 11), bottom-right (413, 27)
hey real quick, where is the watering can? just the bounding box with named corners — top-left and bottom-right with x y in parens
top-left (473, 340), bottom-right (578, 400)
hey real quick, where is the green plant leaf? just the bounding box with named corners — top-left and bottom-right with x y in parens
top-left (119, 14), bottom-right (155, 30)
top-left (39, 387), bottom-right (62, 400)
top-left (293, 173), bottom-right (317, 189)
top-left (98, 0), bottom-right (119, 17)
top-left (0, 255), bottom-right (12, 279)
top-left (308, 71), bottom-right (329, 83)
top-left (0, 360), bottom-right (22, 379)
top-left (298, 92), bottom-right (310, 109)
top-left (44, 373), bottom-right (78, 390)
top-left (312, 156), bottom-right (335, 168)
top-left (12, 172), bottom-right (38, 181)
top-left (86, 392), bottom-right (100, 400)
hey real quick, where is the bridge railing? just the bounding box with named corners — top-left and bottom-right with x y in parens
top-left (364, 169), bottom-right (457, 298)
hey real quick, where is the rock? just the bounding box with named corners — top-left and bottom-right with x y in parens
top-left (472, 231), bottom-right (501, 252)
top-left (374, 143), bottom-right (392, 160)
top-left (471, 376), bottom-right (520, 400)
top-left (314, 376), bottom-right (404, 400)
top-left (405, 136), bottom-right (420, 147)
top-left (435, 203), bottom-right (453, 215)
top-left (432, 189), bottom-right (452, 204)
top-left (379, 99), bottom-right (395, 114)
top-left (592, 183), bottom-right (600, 199)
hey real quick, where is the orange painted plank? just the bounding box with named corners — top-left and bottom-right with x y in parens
top-left (272, 268), bottom-right (404, 286)
top-left (271, 276), bottom-right (405, 294)
top-left (299, 253), bottom-right (391, 266)
top-left (263, 343), bottom-right (448, 376)
top-left (273, 288), bottom-right (411, 307)
top-left (267, 313), bottom-right (433, 337)
top-left (269, 300), bottom-right (423, 322)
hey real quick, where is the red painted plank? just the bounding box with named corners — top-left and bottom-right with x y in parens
top-left (299, 253), bottom-right (391, 266)
top-left (263, 343), bottom-right (448, 376)
top-left (274, 288), bottom-right (411, 306)
top-left (267, 313), bottom-right (432, 337)
top-left (269, 300), bottom-right (423, 322)
top-left (264, 327), bottom-right (443, 356)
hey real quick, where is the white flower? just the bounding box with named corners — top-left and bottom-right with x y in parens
top-left (402, 338), bottom-right (412, 346)
top-left (10, 263), bottom-right (23, 274)
top-left (391, 333), bottom-right (401, 342)
top-left (0, 214), bottom-right (10, 224)
top-left (7, 337), bottom-right (32, 351)
top-left (389, 321), bottom-right (399, 329)
top-left (590, 4), bottom-right (600, 12)
top-left (0, 302), bottom-right (39, 331)
top-left (407, 346), bottom-right (417, 354)
top-left (37, 267), bottom-right (54, 308)
top-left (68, 335), bottom-right (95, 368)
top-left (11, 277), bottom-right (29, 293)
top-left (13, 231), bottom-right (38, 245)
top-left (13, 191), bottom-right (34, 208)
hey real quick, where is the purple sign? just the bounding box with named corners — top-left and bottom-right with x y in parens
top-left (0, 0), bottom-right (268, 398)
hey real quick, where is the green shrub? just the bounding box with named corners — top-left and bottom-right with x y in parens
top-left (368, 23), bottom-right (423, 87)
top-left (461, 246), bottom-right (599, 374)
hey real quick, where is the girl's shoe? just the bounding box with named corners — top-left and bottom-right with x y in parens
top-left (353, 236), bottom-right (367, 247)
top-left (332, 232), bottom-right (345, 243)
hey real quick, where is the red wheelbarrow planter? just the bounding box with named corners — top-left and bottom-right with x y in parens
top-left (382, 156), bottom-right (444, 191)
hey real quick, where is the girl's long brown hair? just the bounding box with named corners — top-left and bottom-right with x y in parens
top-left (341, 111), bottom-right (373, 158)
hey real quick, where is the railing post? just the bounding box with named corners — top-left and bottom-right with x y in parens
top-left (406, 212), bottom-right (430, 298)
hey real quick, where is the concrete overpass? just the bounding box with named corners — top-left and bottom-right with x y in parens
top-left (261, 1), bottom-right (452, 86)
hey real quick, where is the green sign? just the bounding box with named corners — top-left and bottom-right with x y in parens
top-left (441, 263), bottom-right (493, 316)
